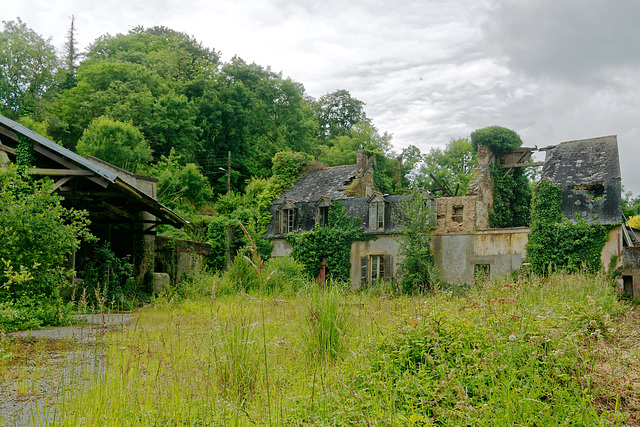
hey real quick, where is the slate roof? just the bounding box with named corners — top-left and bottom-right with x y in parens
top-left (541, 135), bottom-right (621, 224)
top-left (273, 165), bottom-right (357, 204)
top-left (542, 135), bottom-right (620, 185)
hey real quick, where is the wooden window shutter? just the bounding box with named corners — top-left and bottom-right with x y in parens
top-left (369, 204), bottom-right (376, 230)
top-left (384, 255), bottom-right (392, 281)
top-left (275, 210), bottom-right (281, 234)
top-left (360, 256), bottom-right (368, 287)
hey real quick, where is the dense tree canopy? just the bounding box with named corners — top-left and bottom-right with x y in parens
top-left (1, 19), bottom-right (426, 205)
top-left (0, 18), bottom-right (58, 117)
top-left (76, 116), bottom-right (152, 171)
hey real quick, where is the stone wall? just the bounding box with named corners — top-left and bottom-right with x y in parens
top-left (435, 195), bottom-right (479, 233)
top-left (432, 228), bottom-right (529, 284)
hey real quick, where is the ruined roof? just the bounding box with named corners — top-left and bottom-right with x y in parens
top-left (273, 165), bottom-right (357, 204)
top-left (541, 135), bottom-right (621, 225)
top-left (541, 135), bottom-right (620, 185)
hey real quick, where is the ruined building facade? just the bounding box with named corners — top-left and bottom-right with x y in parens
top-left (266, 137), bottom-right (624, 289)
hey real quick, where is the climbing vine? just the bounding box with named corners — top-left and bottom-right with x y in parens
top-left (489, 165), bottom-right (531, 228)
top-left (525, 179), bottom-right (608, 274)
top-left (471, 126), bottom-right (531, 228)
top-left (286, 201), bottom-right (373, 282)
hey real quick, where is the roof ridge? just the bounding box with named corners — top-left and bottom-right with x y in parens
top-left (311, 164), bottom-right (356, 171)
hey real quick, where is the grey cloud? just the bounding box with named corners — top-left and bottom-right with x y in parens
top-left (483, 0), bottom-right (640, 81)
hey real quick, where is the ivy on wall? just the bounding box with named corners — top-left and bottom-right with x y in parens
top-left (525, 179), bottom-right (608, 274)
top-left (286, 201), bottom-right (373, 282)
top-left (470, 126), bottom-right (531, 228)
top-left (489, 164), bottom-right (531, 228)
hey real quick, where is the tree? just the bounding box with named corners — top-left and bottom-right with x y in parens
top-left (394, 188), bottom-right (438, 293)
top-left (313, 89), bottom-right (368, 141)
top-left (318, 121), bottom-right (392, 166)
top-left (150, 148), bottom-right (213, 211)
top-left (0, 18), bottom-right (58, 117)
top-left (415, 138), bottom-right (477, 195)
top-left (76, 116), bottom-right (152, 171)
top-left (196, 57), bottom-right (317, 191)
top-left (58, 15), bottom-right (80, 91)
top-left (84, 26), bottom-right (220, 84)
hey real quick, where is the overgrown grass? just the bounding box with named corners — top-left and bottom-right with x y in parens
top-left (4, 271), bottom-right (637, 425)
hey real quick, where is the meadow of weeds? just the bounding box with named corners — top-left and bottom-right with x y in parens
top-left (4, 269), bottom-right (639, 426)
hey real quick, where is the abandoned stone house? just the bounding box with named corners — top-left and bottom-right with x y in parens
top-left (266, 136), bottom-right (626, 289)
top-left (0, 114), bottom-right (209, 288)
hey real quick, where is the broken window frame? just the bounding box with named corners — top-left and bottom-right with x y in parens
top-left (452, 205), bottom-right (464, 224)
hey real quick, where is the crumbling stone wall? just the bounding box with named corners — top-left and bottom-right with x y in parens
top-left (435, 195), bottom-right (478, 233)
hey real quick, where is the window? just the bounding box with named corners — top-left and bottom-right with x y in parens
top-left (360, 254), bottom-right (393, 287)
top-left (370, 255), bottom-right (385, 282)
top-left (623, 275), bottom-right (633, 296)
top-left (368, 194), bottom-right (386, 231)
top-left (452, 206), bottom-right (464, 224)
top-left (376, 203), bottom-right (384, 229)
top-left (475, 264), bottom-right (490, 283)
top-left (369, 202), bottom-right (385, 230)
top-left (285, 209), bottom-right (294, 233)
top-left (318, 206), bottom-right (329, 226)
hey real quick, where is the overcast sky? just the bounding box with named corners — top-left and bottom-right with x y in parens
top-left (5, 0), bottom-right (640, 194)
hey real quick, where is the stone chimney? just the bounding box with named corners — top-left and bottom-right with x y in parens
top-left (356, 149), bottom-right (369, 175)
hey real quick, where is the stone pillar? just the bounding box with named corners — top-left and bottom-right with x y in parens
top-left (137, 211), bottom-right (156, 284)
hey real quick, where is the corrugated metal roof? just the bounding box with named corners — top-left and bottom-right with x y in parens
top-left (0, 114), bottom-right (187, 227)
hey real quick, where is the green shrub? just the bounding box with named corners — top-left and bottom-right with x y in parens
top-left (470, 125), bottom-right (523, 154)
top-left (75, 241), bottom-right (136, 309)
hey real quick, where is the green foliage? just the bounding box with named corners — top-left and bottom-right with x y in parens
top-left (303, 284), bottom-right (350, 361)
top-left (76, 116), bottom-right (152, 171)
top-left (470, 125), bottom-right (523, 154)
top-left (150, 148), bottom-right (213, 211)
top-left (318, 121), bottom-right (392, 168)
top-left (85, 25), bottom-right (220, 83)
top-left (489, 164), bottom-right (531, 228)
top-left (286, 201), bottom-right (371, 282)
top-left (526, 179), bottom-right (608, 274)
top-left (0, 18), bottom-right (58, 116)
top-left (415, 138), bottom-right (477, 195)
top-left (337, 273), bottom-right (621, 425)
top-left (394, 189), bottom-right (439, 293)
top-left (0, 166), bottom-right (91, 330)
top-left (313, 89), bottom-right (368, 141)
top-left (271, 151), bottom-right (312, 187)
top-left (75, 241), bottom-right (137, 309)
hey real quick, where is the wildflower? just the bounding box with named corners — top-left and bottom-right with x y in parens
top-left (508, 334), bottom-right (516, 341)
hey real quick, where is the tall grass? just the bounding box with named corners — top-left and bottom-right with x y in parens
top-left (10, 271), bottom-right (633, 425)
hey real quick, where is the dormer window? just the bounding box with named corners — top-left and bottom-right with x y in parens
top-left (318, 207), bottom-right (329, 226)
top-left (368, 193), bottom-right (386, 231)
top-left (316, 196), bottom-right (333, 227)
top-left (278, 199), bottom-right (296, 234)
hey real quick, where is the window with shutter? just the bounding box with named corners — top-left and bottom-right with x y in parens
top-left (360, 256), bottom-right (368, 287)
top-left (384, 255), bottom-right (392, 281)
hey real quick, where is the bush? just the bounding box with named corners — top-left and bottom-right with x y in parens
top-left (470, 125), bottom-right (523, 154)
top-left (75, 241), bottom-right (136, 310)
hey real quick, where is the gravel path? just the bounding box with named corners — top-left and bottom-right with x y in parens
top-left (0, 313), bottom-right (133, 426)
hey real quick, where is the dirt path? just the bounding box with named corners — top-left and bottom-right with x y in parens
top-left (0, 313), bottom-right (133, 426)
